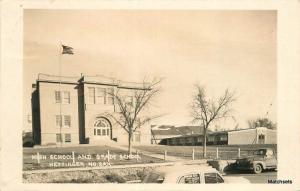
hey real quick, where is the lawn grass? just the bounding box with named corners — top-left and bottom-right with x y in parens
top-left (134, 144), bottom-right (277, 160)
top-left (23, 145), bottom-right (164, 171)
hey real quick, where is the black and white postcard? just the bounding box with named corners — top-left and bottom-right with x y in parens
top-left (1, 0), bottom-right (300, 191)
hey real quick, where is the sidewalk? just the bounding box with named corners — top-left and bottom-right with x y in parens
top-left (108, 144), bottom-right (207, 164)
top-left (23, 161), bottom-right (175, 174)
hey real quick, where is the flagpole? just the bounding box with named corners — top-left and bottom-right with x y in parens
top-left (58, 43), bottom-right (73, 147)
top-left (58, 42), bottom-right (62, 147)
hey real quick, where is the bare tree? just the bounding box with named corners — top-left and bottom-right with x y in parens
top-left (191, 85), bottom-right (236, 157)
top-left (108, 78), bottom-right (162, 155)
top-left (247, 117), bottom-right (276, 130)
top-left (247, 119), bottom-right (256, 129)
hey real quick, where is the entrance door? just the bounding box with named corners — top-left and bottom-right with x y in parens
top-left (93, 118), bottom-right (111, 140)
top-left (258, 134), bottom-right (265, 144)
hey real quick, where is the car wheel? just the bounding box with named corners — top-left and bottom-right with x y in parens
top-left (253, 164), bottom-right (262, 174)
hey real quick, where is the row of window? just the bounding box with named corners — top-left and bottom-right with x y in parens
top-left (92, 128), bottom-right (140, 142)
top-left (178, 173), bottom-right (224, 184)
top-left (56, 133), bottom-right (71, 143)
top-left (94, 128), bottom-right (110, 136)
top-left (258, 134), bottom-right (265, 140)
top-left (207, 136), bottom-right (228, 142)
top-left (55, 91), bottom-right (70, 104)
top-left (170, 136), bottom-right (228, 144)
top-left (55, 115), bottom-right (71, 128)
top-left (55, 87), bottom-right (115, 105)
top-left (87, 87), bottom-right (114, 105)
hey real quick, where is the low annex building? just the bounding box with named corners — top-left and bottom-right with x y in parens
top-left (31, 74), bottom-right (152, 146)
top-left (151, 125), bottom-right (211, 144)
top-left (159, 127), bottom-right (277, 146)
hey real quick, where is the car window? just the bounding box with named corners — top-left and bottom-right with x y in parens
top-left (253, 149), bottom-right (266, 156)
top-left (204, 173), bottom-right (224, 184)
top-left (178, 174), bottom-right (201, 184)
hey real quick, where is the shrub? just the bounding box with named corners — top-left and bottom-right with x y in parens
top-left (137, 170), bottom-right (149, 180)
top-left (104, 173), bottom-right (126, 183)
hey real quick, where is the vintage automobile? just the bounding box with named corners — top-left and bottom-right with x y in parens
top-left (23, 131), bottom-right (34, 147)
top-left (142, 165), bottom-right (250, 184)
top-left (235, 148), bottom-right (277, 174)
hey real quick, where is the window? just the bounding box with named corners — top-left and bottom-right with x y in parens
top-left (259, 134), bottom-right (265, 140)
top-left (55, 91), bottom-right (70, 104)
top-left (204, 173), bottom-right (224, 184)
top-left (96, 88), bottom-right (106, 104)
top-left (178, 174), bottom-right (201, 184)
top-left (63, 91), bottom-right (70, 104)
top-left (55, 115), bottom-right (62, 127)
top-left (64, 115), bottom-right (71, 127)
top-left (94, 118), bottom-right (111, 137)
top-left (97, 129), bottom-right (101, 135)
top-left (132, 131), bottom-right (141, 142)
top-left (102, 129), bottom-right (106, 136)
top-left (64, 134), bottom-right (71, 143)
top-left (220, 136), bottom-right (228, 141)
top-left (208, 136), bottom-right (214, 142)
top-left (88, 87), bottom-right (114, 105)
top-left (56, 134), bottom-right (62, 143)
top-left (254, 149), bottom-right (266, 156)
top-left (55, 115), bottom-right (71, 128)
top-left (258, 134), bottom-right (265, 144)
top-left (193, 137), bottom-right (198, 143)
top-left (197, 137), bottom-right (202, 142)
top-left (266, 149), bottom-right (274, 158)
top-left (88, 87), bottom-right (96, 104)
top-left (186, 137), bottom-right (191, 143)
top-left (106, 88), bottom-right (114, 105)
top-left (55, 91), bottom-right (61, 103)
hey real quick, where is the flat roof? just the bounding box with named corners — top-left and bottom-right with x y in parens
top-left (37, 73), bottom-right (150, 90)
top-left (162, 127), bottom-right (276, 140)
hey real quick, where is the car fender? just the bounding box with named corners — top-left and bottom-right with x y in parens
top-left (252, 161), bottom-right (266, 169)
top-left (223, 177), bottom-right (250, 183)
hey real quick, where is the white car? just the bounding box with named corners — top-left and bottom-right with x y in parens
top-left (142, 165), bottom-right (250, 184)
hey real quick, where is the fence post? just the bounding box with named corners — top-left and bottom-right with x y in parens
top-left (238, 148), bottom-right (241, 158)
top-left (136, 150), bottom-right (139, 162)
top-left (72, 151), bottom-right (75, 163)
top-left (107, 149), bottom-right (110, 163)
top-left (216, 147), bottom-right (219, 159)
top-left (164, 151), bottom-right (167, 161)
top-left (37, 152), bottom-right (40, 164)
top-left (192, 148), bottom-right (195, 160)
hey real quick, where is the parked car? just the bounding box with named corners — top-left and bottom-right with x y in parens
top-left (23, 131), bottom-right (34, 147)
top-left (142, 165), bottom-right (250, 183)
top-left (235, 148), bottom-right (277, 174)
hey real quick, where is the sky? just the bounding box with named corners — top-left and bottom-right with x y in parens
top-left (23, 10), bottom-right (277, 131)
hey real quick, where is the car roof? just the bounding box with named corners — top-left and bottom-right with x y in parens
top-left (257, 147), bottom-right (273, 150)
top-left (152, 165), bottom-right (219, 183)
top-left (155, 164), bottom-right (218, 175)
